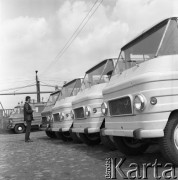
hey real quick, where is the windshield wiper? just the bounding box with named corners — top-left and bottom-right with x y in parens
top-left (127, 60), bottom-right (136, 62)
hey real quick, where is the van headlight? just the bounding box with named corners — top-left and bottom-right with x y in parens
top-left (70, 110), bottom-right (75, 119)
top-left (49, 115), bottom-right (53, 122)
top-left (101, 102), bottom-right (108, 115)
top-left (60, 113), bottom-right (65, 121)
top-left (9, 119), bottom-right (13, 124)
top-left (134, 95), bottom-right (146, 111)
top-left (47, 116), bottom-right (50, 122)
top-left (85, 106), bottom-right (91, 117)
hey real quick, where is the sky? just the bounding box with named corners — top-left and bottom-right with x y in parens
top-left (0, 0), bottom-right (178, 109)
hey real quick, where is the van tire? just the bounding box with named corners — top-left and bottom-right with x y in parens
top-left (100, 133), bottom-right (116, 151)
top-left (70, 132), bottom-right (82, 143)
top-left (113, 136), bottom-right (149, 155)
top-left (159, 115), bottom-right (178, 165)
top-left (55, 132), bottom-right (62, 139)
top-left (14, 124), bottom-right (26, 134)
top-left (61, 131), bottom-right (72, 142)
top-left (45, 131), bottom-right (56, 138)
top-left (79, 133), bottom-right (101, 146)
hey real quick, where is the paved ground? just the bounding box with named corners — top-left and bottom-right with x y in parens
top-left (0, 130), bottom-right (177, 180)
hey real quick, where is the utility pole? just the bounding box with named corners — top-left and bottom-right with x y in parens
top-left (35, 71), bottom-right (41, 102)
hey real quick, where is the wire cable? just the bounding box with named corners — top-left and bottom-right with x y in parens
top-left (39, 78), bottom-right (66, 82)
top-left (52, 0), bottom-right (99, 59)
top-left (40, 81), bottom-right (57, 87)
top-left (0, 83), bottom-right (36, 93)
top-left (40, 81), bottom-right (64, 87)
top-left (0, 79), bottom-right (34, 85)
top-left (40, 0), bottom-right (103, 75)
top-left (56, 0), bottom-right (103, 59)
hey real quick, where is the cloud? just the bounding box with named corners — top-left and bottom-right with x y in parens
top-left (112, 0), bottom-right (178, 41)
top-left (2, 16), bottom-right (49, 53)
top-left (1, 0), bottom-right (178, 108)
top-left (41, 0), bottom-right (129, 79)
top-left (1, 16), bottom-right (50, 79)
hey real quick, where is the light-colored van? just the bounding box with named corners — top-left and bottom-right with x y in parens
top-left (101, 17), bottom-right (178, 164)
top-left (51, 78), bottom-right (83, 142)
top-left (71, 59), bottom-right (117, 149)
top-left (40, 90), bottom-right (61, 138)
top-left (8, 102), bottom-right (45, 133)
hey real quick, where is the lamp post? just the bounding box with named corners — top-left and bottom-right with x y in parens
top-left (36, 71), bottom-right (41, 103)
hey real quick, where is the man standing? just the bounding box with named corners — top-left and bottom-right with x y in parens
top-left (24, 96), bottom-right (33, 142)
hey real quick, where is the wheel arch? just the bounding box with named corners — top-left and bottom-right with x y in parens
top-left (100, 118), bottom-right (105, 129)
top-left (166, 110), bottom-right (178, 129)
top-left (14, 123), bottom-right (26, 134)
top-left (15, 123), bottom-right (26, 127)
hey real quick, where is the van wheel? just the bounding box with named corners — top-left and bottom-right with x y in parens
top-left (100, 133), bottom-right (116, 151)
top-left (70, 132), bottom-right (82, 143)
top-left (113, 136), bottom-right (149, 155)
top-left (45, 131), bottom-right (56, 138)
top-left (159, 115), bottom-right (178, 165)
top-left (61, 132), bottom-right (72, 142)
top-left (55, 132), bottom-right (62, 139)
top-left (79, 133), bottom-right (101, 146)
top-left (14, 124), bottom-right (26, 134)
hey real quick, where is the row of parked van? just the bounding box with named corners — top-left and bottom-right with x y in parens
top-left (40, 17), bottom-right (178, 165)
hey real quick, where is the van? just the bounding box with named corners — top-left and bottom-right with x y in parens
top-left (51, 78), bottom-right (83, 142)
top-left (40, 90), bottom-right (61, 138)
top-left (101, 17), bottom-right (178, 164)
top-left (71, 58), bottom-right (117, 149)
top-left (8, 101), bottom-right (45, 133)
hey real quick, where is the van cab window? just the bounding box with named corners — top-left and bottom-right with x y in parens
top-left (46, 91), bottom-right (60, 106)
top-left (56, 79), bottom-right (82, 101)
top-left (113, 55), bottom-right (126, 75)
top-left (81, 59), bottom-right (117, 90)
top-left (12, 106), bottom-right (23, 114)
top-left (114, 17), bottom-right (178, 73)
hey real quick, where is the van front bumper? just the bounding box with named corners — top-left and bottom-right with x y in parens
top-left (101, 128), bottom-right (164, 139)
top-left (102, 112), bottom-right (169, 139)
top-left (39, 124), bottom-right (49, 131)
top-left (72, 116), bottom-right (103, 134)
top-left (51, 120), bottom-right (73, 132)
top-left (7, 124), bottom-right (13, 129)
top-left (59, 127), bottom-right (70, 132)
top-left (72, 127), bottom-right (100, 134)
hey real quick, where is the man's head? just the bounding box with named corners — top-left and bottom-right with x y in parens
top-left (25, 96), bottom-right (31, 103)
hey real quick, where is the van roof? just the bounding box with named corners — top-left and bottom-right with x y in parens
top-left (50, 89), bottom-right (61, 96)
top-left (121, 17), bottom-right (178, 51)
top-left (86, 58), bottom-right (117, 74)
top-left (63, 78), bottom-right (83, 87)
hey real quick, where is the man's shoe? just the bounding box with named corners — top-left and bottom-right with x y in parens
top-left (25, 139), bottom-right (33, 142)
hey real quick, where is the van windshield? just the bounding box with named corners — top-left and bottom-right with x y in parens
top-left (46, 91), bottom-right (60, 106)
top-left (81, 59), bottom-right (117, 90)
top-left (12, 106), bottom-right (23, 114)
top-left (114, 17), bottom-right (178, 73)
top-left (57, 79), bottom-right (82, 101)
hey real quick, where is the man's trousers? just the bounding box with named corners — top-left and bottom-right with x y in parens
top-left (25, 121), bottom-right (32, 141)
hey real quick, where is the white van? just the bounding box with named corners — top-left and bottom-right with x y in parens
top-left (40, 90), bottom-right (61, 138)
top-left (101, 17), bottom-right (178, 164)
top-left (51, 78), bottom-right (83, 142)
top-left (71, 58), bottom-right (117, 149)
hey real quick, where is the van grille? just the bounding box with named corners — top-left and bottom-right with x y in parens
top-left (53, 113), bottom-right (60, 122)
top-left (42, 116), bottom-right (47, 124)
top-left (109, 96), bottom-right (132, 116)
top-left (74, 107), bottom-right (85, 119)
top-left (41, 116), bottom-right (48, 128)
